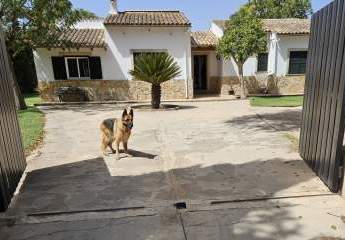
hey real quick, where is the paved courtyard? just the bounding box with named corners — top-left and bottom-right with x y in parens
top-left (1, 100), bottom-right (345, 239)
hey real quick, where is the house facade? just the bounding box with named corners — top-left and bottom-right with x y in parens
top-left (34, 0), bottom-right (310, 101)
top-left (192, 19), bottom-right (310, 96)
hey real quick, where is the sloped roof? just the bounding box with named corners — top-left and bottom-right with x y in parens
top-left (213, 18), bottom-right (311, 35)
top-left (191, 31), bottom-right (218, 48)
top-left (104, 11), bottom-right (191, 26)
top-left (262, 18), bottom-right (310, 34)
top-left (52, 29), bottom-right (105, 48)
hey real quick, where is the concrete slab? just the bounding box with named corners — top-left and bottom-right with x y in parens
top-left (182, 195), bottom-right (345, 240)
top-left (0, 211), bottom-right (185, 240)
top-left (5, 101), bottom-right (341, 239)
top-left (9, 157), bottom-right (175, 215)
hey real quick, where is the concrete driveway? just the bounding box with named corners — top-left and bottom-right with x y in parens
top-left (1, 100), bottom-right (345, 240)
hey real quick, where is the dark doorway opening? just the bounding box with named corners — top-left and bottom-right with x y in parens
top-left (193, 55), bottom-right (207, 91)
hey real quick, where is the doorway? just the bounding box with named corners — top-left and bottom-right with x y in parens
top-left (193, 55), bottom-right (207, 91)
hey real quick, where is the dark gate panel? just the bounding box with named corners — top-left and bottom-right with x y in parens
top-left (0, 30), bottom-right (27, 211)
top-left (300, 0), bottom-right (345, 193)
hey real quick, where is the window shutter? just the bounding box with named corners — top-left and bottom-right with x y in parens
top-left (51, 57), bottom-right (67, 80)
top-left (89, 57), bottom-right (103, 79)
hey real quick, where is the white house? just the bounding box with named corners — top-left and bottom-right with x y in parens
top-left (35, 0), bottom-right (192, 101)
top-left (34, 0), bottom-right (310, 101)
top-left (191, 19), bottom-right (310, 95)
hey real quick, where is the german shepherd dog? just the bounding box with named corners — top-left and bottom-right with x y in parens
top-left (100, 108), bottom-right (134, 160)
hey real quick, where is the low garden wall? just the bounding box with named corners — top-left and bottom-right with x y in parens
top-left (38, 79), bottom-right (188, 102)
top-left (214, 75), bottom-right (305, 96)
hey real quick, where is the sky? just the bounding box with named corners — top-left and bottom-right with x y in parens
top-left (70, 0), bottom-right (333, 30)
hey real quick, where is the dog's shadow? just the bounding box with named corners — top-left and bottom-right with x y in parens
top-left (110, 149), bottom-right (157, 160)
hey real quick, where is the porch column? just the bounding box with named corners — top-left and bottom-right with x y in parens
top-left (267, 32), bottom-right (279, 75)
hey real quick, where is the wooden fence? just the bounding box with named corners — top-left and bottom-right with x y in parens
top-left (0, 30), bottom-right (27, 211)
top-left (300, 0), bottom-right (345, 193)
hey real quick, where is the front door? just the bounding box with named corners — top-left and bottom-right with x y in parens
top-left (193, 55), bottom-right (207, 91)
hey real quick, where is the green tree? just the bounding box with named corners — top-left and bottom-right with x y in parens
top-left (0, 0), bottom-right (85, 109)
top-left (77, 9), bottom-right (98, 19)
top-left (129, 53), bottom-right (181, 109)
top-left (248, 0), bottom-right (313, 19)
top-left (217, 6), bottom-right (267, 99)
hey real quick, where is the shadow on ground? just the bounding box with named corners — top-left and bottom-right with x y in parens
top-left (40, 104), bottom-right (198, 116)
top-left (225, 109), bottom-right (302, 132)
top-left (1, 152), bottom-right (332, 239)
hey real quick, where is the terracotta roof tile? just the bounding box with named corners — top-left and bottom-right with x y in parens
top-left (262, 18), bottom-right (310, 34)
top-left (213, 18), bottom-right (311, 35)
top-left (54, 29), bottom-right (105, 48)
top-left (104, 11), bottom-right (191, 26)
top-left (191, 31), bottom-right (218, 48)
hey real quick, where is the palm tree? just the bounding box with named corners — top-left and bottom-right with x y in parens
top-left (129, 52), bottom-right (181, 109)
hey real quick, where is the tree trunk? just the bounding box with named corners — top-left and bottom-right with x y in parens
top-left (151, 84), bottom-right (161, 109)
top-left (238, 64), bottom-right (246, 100)
top-left (8, 53), bottom-right (27, 110)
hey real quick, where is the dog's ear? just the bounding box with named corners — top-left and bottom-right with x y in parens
top-left (122, 109), bottom-right (128, 118)
top-left (129, 109), bottom-right (134, 118)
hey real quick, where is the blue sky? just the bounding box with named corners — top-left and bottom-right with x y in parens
top-left (71, 0), bottom-right (333, 30)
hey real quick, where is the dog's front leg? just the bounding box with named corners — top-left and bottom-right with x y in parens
top-left (123, 142), bottom-right (132, 157)
top-left (115, 141), bottom-right (120, 160)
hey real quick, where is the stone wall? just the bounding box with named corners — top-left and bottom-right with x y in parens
top-left (38, 80), bottom-right (188, 102)
top-left (208, 77), bottom-right (221, 94)
top-left (216, 75), bottom-right (305, 96)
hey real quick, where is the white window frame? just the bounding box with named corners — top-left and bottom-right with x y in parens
top-left (65, 57), bottom-right (90, 80)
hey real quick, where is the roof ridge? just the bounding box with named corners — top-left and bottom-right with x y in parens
top-left (262, 18), bottom-right (310, 21)
top-left (123, 10), bottom-right (181, 13)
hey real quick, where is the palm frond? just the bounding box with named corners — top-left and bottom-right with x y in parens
top-left (129, 52), bottom-right (181, 85)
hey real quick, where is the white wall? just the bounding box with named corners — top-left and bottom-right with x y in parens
top-left (221, 56), bottom-right (258, 77)
top-left (105, 26), bottom-right (191, 81)
top-left (34, 48), bottom-right (107, 82)
top-left (74, 19), bottom-right (105, 29)
top-left (219, 34), bottom-right (309, 77)
top-left (210, 22), bottom-right (224, 38)
top-left (34, 26), bottom-right (192, 86)
top-left (276, 35), bottom-right (309, 76)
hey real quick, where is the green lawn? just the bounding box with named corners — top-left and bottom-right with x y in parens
top-left (250, 96), bottom-right (304, 107)
top-left (18, 94), bottom-right (44, 154)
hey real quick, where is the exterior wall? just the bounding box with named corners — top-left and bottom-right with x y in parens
top-left (276, 34), bottom-right (309, 76)
top-left (210, 22), bottom-right (224, 38)
top-left (34, 48), bottom-right (107, 83)
top-left (73, 19), bottom-right (105, 29)
top-left (205, 29), bottom-right (309, 96)
top-left (105, 26), bottom-right (192, 98)
top-left (34, 26), bottom-right (192, 101)
top-left (219, 75), bottom-right (305, 96)
top-left (38, 79), bottom-right (186, 102)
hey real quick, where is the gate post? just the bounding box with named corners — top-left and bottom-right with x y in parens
top-left (0, 29), bottom-right (27, 211)
top-left (299, 0), bottom-right (345, 193)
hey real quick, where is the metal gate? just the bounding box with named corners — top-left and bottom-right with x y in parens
top-left (300, 0), bottom-right (345, 193)
top-left (0, 30), bottom-right (27, 211)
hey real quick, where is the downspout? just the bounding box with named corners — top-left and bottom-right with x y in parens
top-left (268, 32), bottom-right (279, 76)
top-left (185, 27), bottom-right (192, 99)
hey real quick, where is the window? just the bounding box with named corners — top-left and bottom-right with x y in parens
top-left (257, 53), bottom-right (268, 72)
top-left (288, 51), bottom-right (308, 74)
top-left (52, 56), bottom-right (102, 80)
top-left (65, 57), bottom-right (90, 79)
